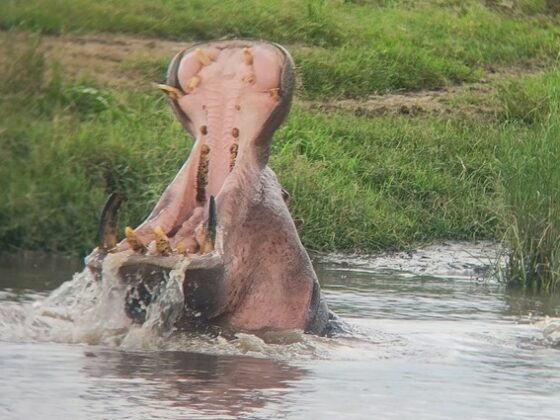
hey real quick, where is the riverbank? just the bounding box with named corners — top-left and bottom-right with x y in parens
top-left (1, 1), bottom-right (559, 290)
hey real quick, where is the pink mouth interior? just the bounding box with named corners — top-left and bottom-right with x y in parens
top-left (126, 43), bottom-right (285, 255)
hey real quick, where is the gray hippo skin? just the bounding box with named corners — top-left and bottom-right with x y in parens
top-left (87, 41), bottom-right (333, 336)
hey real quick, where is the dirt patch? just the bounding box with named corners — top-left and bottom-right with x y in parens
top-left (303, 84), bottom-right (500, 119)
top-left (40, 33), bottom-right (189, 87)
top-left (0, 32), bottom-right (544, 117)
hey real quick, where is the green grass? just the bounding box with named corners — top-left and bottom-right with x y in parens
top-left (273, 109), bottom-right (501, 250)
top-left (498, 68), bottom-right (560, 124)
top-left (497, 70), bottom-right (560, 293)
top-left (1, 1), bottom-right (559, 98)
top-left (0, 34), bottom-right (502, 254)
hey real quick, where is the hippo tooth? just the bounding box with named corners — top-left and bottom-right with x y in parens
top-left (186, 76), bottom-right (201, 93)
top-left (229, 143), bottom-right (238, 172)
top-left (175, 241), bottom-right (187, 255)
top-left (196, 144), bottom-right (210, 203)
top-left (195, 48), bottom-right (212, 66)
top-left (242, 73), bottom-right (256, 84)
top-left (269, 88), bottom-right (281, 100)
top-left (157, 84), bottom-right (184, 101)
top-left (201, 195), bottom-right (217, 253)
top-left (125, 226), bottom-right (147, 253)
top-left (243, 47), bottom-right (253, 65)
top-left (154, 226), bottom-right (172, 256)
top-left (96, 192), bottom-right (124, 252)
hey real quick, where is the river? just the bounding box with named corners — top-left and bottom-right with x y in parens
top-left (1, 243), bottom-right (559, 419)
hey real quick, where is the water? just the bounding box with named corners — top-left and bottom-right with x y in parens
top-left (1, 243), bottom-right (559, 419)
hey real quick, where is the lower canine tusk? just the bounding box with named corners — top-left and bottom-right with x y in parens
top-left (157, 84), bottom-right (184, 101)
top-left (96, 192), bottom-right (124, 251)
top-left (125, 226), bottom-right (147, 253)
top-left (154, 226), bottom-right (172, 256)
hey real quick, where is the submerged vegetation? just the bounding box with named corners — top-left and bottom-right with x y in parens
top-left (1, 0), bottom-right (560, 292)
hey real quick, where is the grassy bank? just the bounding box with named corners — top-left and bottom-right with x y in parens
top-left (0, 34), bottom-right (503, 254)
top-left (1, 1), bottom-right (560, 291)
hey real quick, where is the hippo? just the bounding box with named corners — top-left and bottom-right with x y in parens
top-left (86, 40), bottom-right (335, 336)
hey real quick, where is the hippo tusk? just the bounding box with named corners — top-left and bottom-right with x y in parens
top-left (96, 192), bottom-right (124, 251)
top-left (201, 195), bottom-right (217, 253)
top-left (125, 226), bottom-right (147, 253)
top-left (157, 84), bottom-right (184, 101)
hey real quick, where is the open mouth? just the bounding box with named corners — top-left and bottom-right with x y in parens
top-left (96, 41), bottom-right (295, 259)
top-left (87, 41), bottom-right (330, 334)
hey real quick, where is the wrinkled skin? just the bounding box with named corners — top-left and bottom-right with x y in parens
top-left (87, 41), bottom-right (332, 336)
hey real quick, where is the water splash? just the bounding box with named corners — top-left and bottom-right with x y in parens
top-left (0, 255), bottom-right (355, 361)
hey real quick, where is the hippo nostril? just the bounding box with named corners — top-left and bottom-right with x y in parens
top-left (200, 125), bottom-right (208, 135)
top-left (231, 127), bottom-right (239, 138)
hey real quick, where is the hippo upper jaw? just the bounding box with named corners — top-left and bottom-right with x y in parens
top-left (88, 41), bottom-right (330, 335)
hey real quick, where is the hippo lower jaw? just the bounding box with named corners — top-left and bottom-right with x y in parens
top-left (87, 41), bottom-right (331, 336)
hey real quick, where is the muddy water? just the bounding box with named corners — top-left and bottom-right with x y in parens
top-left (1, 243), bottom-right (559, 420)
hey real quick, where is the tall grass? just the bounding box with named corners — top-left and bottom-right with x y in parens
top-left (498, 70), bottom-right (560, 292)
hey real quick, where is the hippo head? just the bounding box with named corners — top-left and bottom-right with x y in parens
top-left (87, 41), bottom-right (330, 336)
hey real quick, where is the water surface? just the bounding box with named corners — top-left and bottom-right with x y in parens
top-left (1, 243), bottom-right (559, 419)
